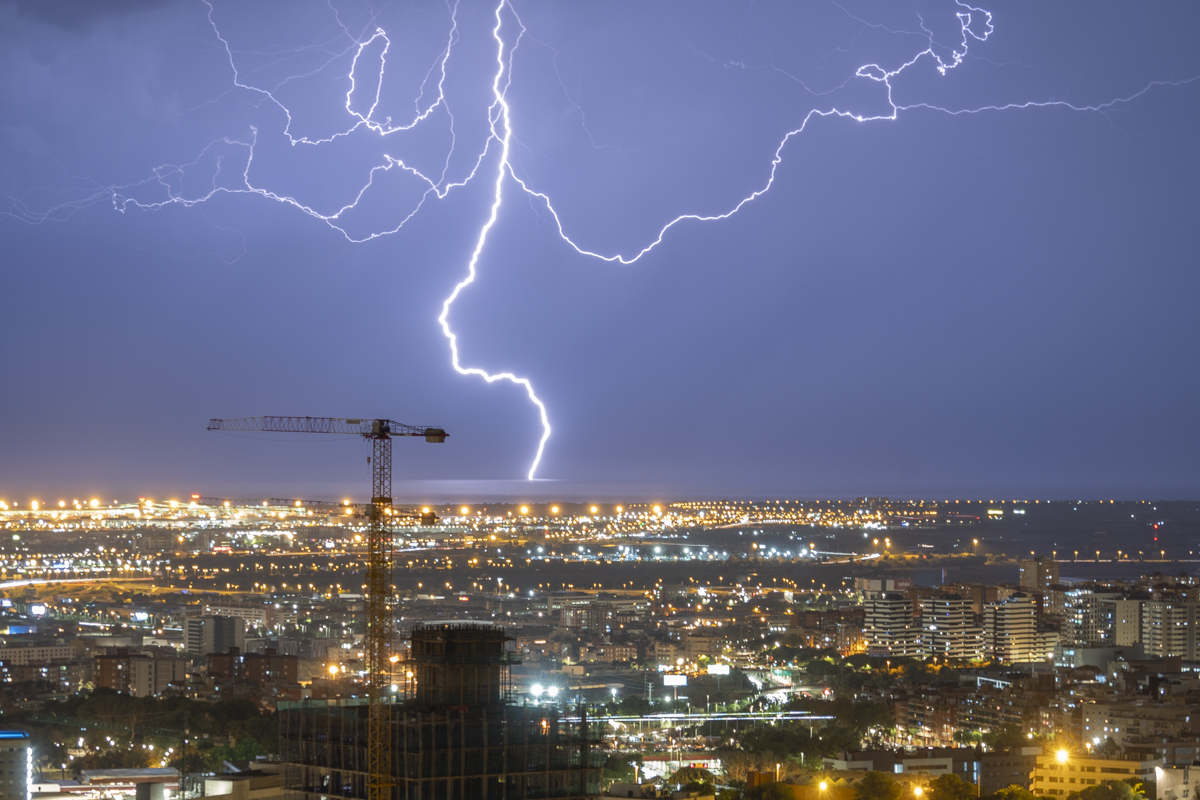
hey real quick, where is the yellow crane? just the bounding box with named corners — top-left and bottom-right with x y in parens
top-left (207, 416), bottom-right (447, 800)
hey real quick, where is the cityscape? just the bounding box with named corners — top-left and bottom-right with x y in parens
top-left (2, 4), bottom-right (1198, 800)
top-left (0, 493), bottom-right (1195, 800)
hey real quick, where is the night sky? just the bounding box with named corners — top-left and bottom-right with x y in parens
top-left (2, 1), bottom-right (1198, 502)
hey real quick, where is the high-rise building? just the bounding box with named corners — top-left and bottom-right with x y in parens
top-left (984, 594), bottom-right (1038, 663)
top-left (865, 592), bottom-right (921, 656)
top-left (1088, 598), bottom-right (1144, 646)
top-left (0, 731), bottom-right (30, 800)
top-left (925, 595), bottom-right (984, 661)
top-left (1061, 588), bottom-right (1139, 646)
top-left (183, 616), bottom-right (245, 656)
top-left (1142, 601), bottom-right (1199, 659)
top-left (1019, 557), bottom-right (1060, 592)
top-left (279, 621), bottom-right (600, 800)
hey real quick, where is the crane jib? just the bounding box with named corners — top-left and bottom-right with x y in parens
top-left (207, 416), bottom-right (447, 442)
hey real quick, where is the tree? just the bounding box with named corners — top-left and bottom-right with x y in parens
top-left (670, 768), bottom-right (716, 788)
top-left (1067, 779), bottom-right (1144, 800)
top-left (987, 786), bottom-right (1038, 800)
top-left (72, 748), bottom-right (151, 772)
top-left (927, 773), bottom-right (976, 800)
top-left (602, 754), bottom-right (640, 785)
top-left (982, 725), bottom-right (1027, 750)
top-left (167, 743), bottom-right (206, 773)
top-left (856, 771), bottom-right (902, 800)
top-left (203, 737), bottom-right (267, 772)
top-left (718, 751), bottom-right (787, 785)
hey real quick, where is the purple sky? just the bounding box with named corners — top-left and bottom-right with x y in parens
top-left (1, 1), bottom-right (1198, 502)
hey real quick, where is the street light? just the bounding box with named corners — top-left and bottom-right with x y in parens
top-left (1056, 749), bottom-right (1069, 764)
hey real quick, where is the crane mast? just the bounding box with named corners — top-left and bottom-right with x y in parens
top-left (365, 429), bottom-right (393, 800)
top-left (207, 416), bottom-right (447, 800)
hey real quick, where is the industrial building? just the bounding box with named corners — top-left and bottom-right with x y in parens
top-left (279, 622), bottom-right (601, 800)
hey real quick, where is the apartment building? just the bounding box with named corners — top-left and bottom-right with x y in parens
top-left (984, 595), bottom-right (1038, 663)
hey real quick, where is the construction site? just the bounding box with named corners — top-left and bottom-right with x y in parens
top-left (207, 418), bottom-right (601, 800)
top-left (278, 622), bottom-right (602, 800)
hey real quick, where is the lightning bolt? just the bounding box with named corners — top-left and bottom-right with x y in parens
top-left (4, 1), bottom-right (1197, 480)
top-left (436, 1), bottom-right (552, 482)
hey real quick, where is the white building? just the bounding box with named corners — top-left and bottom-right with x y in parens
top-left (130, 657), bottom-right (187, 698)
top-left (925, 595), bottom-right (983, 661)
top-left (865, 592), bottom-right (921, 656)
top-left (183, 616), bottom-right (246, 656)
top-left (0, 731), bottom-right (30, 800)
top-left (1142, 601), bottom-right (1199, 659)
top-left (984, 594), bottom-right (1038, 663)
top-left (0, 642), bottom-right (74, 665)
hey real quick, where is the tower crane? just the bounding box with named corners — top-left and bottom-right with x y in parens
top-left (206, 416), bottom-right (447, 800)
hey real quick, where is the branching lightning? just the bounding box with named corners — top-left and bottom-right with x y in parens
top-left (435, 1), bottom-right (553, 482)
top-left (4, 0), bottom-right (1197, 480)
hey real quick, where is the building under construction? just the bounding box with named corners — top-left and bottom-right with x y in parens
top-left (279, 622), bottom-right (602, 800)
